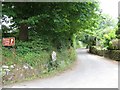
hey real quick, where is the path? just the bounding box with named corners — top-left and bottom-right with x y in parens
top-left (3, 49), bottom-right (118, 88)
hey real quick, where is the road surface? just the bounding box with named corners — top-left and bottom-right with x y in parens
top-left (3, 49), bottom-right (118, 88)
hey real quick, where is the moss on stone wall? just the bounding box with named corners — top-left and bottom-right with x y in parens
top-left (89, 46), bottom-right (120, 61)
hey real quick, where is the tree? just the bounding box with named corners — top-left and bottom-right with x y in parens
top-left (116, 17), bottom-right (120, 39)
top-left (2, 2), bottom-right (100, 49)
top-left (116, 16), bottom-right (120, 49)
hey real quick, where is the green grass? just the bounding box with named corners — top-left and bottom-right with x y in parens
top-left (2, 46), bottom-right (76, 85)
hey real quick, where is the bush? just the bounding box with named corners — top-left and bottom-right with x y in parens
top-left (23, 52), bottom-right (50, 67)
top-left (2, 47), bottom-right (15, 65)
top-left (2, 43), bottom-right (76, 84)
top-left (57, 47), bottom-right (76, 68)
top-left (108, 39), bottom-right (120, 50)
top-left (15, 39), bottom-right (52, 56)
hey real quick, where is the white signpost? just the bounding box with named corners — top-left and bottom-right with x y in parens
top-left (51, 51), bottom-right (56, 62)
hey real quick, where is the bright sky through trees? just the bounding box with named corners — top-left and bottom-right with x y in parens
top-left (99, 0), bottom-right (119, 20)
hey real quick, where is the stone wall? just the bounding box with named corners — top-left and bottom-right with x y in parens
top-left (89, 46), bottom-right (120, 61)
top-left (2, 64), bottom-right (40, 85)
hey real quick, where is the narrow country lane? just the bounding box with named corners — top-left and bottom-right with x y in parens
top-left (3, 49), bottom-right (118, 88)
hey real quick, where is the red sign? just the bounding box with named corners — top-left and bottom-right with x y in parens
top-left (2, 37), bottom-right (15, 46)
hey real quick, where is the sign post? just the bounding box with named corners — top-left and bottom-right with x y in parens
top-left (2, 37), bottom-right (15, 47)
top-left (2, 37), bottom-right (16, 62)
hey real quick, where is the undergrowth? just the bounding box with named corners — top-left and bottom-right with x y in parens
top-left (2, 40), bottom-right (76, 84)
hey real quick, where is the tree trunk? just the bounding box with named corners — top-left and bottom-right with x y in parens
top-left (19, 23), bottom-right (28, 41)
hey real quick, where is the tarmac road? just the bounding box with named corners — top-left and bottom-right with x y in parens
top-left (3, 49), bottom-right (118, 88)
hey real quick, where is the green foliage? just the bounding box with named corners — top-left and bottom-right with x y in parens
top-left (15, 33), bottom-right (53, 56)
top-left (75, 13), bottom-right (118, 50)
top-left (116, 17), bottom-right (120, 39)
top-left (90, 26), bottom-right (117, 50)
top-left (101, 28), bottom-right (116, 49)
top-left (2, 47), bottom-right (15, 65)
top-left (2, 2), bottom-right (101, 44)
top-left (108, 39), bottom-right (119, 50)
top-left (23, 52), bottom-right (50, 68)
top-left (2, 2), bottom-right (111, 83)
top-left (2, 45), bottom-right (76, 72)
top-left (56, 47), bottom-right (76, 69)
